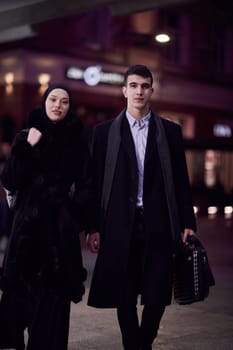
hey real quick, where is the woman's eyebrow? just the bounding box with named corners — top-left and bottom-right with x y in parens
top-left (49, 94), bottom-right (69, 100)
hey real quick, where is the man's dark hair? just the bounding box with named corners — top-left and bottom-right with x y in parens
top-left (124, 64), bottom-right (153, 86)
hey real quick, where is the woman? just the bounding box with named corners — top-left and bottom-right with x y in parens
top-left (0, 84), bottom-right (93, 350)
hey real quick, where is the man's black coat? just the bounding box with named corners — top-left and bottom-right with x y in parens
top-left (88, 110), bottom-right (196, 308)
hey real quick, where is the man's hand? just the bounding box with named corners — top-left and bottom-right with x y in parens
top-left (182, 228), bottom-right (195, 245)
top-left (86, 232), bottom-right (100, 253)
top-left (27, 127), bottom-right (42, 147)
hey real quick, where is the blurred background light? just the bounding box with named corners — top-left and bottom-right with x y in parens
top-left (208, 206), bottom-right (218, 215)
top-left (193, 206), bottom-right (199, 215)
top-left (38, 73), bottom-right (51, 95)
top-left (155, 33), bottom-right (170, 43)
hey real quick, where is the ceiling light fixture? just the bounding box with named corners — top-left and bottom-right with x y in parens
top-left (155, 33), bottom-right (170, 43)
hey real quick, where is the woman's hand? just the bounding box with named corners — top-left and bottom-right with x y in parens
top-left (27, 127), bottom-right (42, 146)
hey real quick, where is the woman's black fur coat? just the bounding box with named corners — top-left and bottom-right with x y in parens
top-left (0, 107), bottom-right (93, 303)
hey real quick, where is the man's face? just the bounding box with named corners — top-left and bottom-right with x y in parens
top-left (122, 74), bottom-right (153, 113)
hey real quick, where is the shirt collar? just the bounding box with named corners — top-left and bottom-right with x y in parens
top-left (126, 110), bottom-right (151, 128)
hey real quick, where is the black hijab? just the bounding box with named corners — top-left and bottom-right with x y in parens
top-left (27, 84), bottom-right (74, 133)
top-left (26, 84), bottom-right (84, 170)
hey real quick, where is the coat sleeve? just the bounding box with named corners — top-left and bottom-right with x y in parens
top-left (1, 131), bottom-right (36, 192)
top-left (166, 121), bottom-right (197, 232)
top-left (71, 132), bottom-right (97, 232)
top-left (89, 123), bottom-right (109, 233)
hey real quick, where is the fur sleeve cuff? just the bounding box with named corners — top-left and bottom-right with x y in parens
top-left (11, 139), bottom-right (33, 157)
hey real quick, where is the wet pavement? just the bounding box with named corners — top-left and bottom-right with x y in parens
top-left (69, 216), bottom-right (233, 349)
top-left (0, 215), bottom-right (233, 349)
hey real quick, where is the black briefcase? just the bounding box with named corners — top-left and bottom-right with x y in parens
top-left (173, 236), bottom-right (215, 305)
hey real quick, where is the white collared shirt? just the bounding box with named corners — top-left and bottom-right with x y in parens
top-left (126, 111), bottom-right (151, 207)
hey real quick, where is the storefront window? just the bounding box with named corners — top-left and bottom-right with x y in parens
top-left (187, 149), bottom-right (233, 215)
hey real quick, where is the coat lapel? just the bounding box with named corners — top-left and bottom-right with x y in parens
top-left (101, 110), bottom-right (137, 212)
top-left (144, 115), bottom-right (157, 164)
top-left (121, 116), bottom-right (137, 166)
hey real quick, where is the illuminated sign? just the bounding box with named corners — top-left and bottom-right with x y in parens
top-left (66, 66), bottom-right (124, 86)
top-left (213, 124), bottom-right (232, 138)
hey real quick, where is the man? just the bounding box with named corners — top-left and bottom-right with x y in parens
top-left (87, 65), bottom-right (196, 350)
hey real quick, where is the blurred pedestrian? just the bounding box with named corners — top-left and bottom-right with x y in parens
top-left (0, 84), bottom-right (93, 350)
top-left (87, 65), bottom-right (196, 350)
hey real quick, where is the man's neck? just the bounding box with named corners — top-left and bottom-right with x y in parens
top-left (126, 107), bottom-right (150, 120)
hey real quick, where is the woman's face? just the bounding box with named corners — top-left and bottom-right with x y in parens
top-left (45, 88), bottom-right (70, 122)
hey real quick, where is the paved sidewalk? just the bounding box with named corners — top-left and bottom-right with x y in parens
top-left (69, 216), bottom-right (233, 349)
top-left (0, 216), bottom-right (232, 349)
